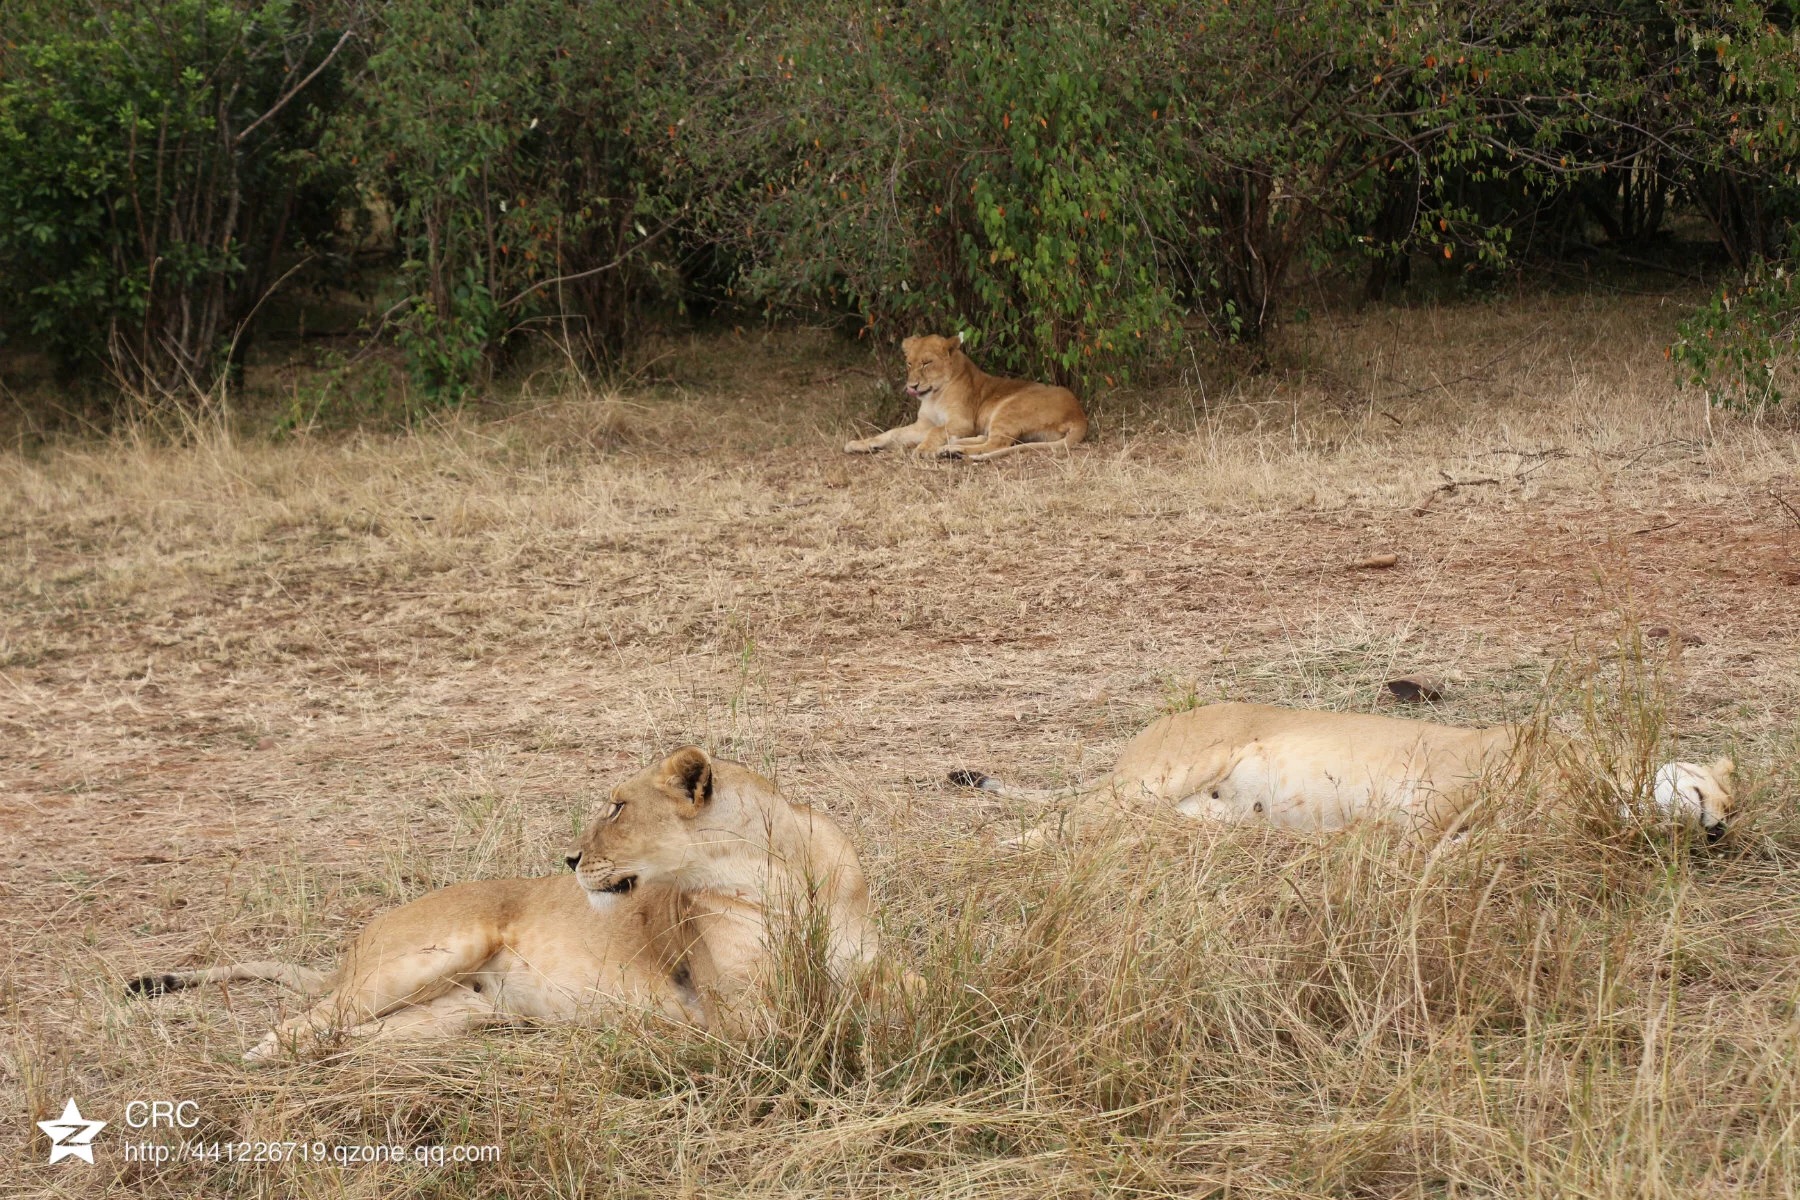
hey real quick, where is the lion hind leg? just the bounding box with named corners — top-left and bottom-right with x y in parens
top-left (243, 979), bottom-right (462, 1066)
top-left (244, 991), bottom-right (494, 1065)
top-left (244, 933), bottom-right (499, 1064)
top-left (999, 803), bottom-right (1105, 849)
top-left (999, 823), bottom-right (1058, 851)
top-left (940, 432), bottom-right (1015, 459)
top-left (938, 433), bottom-right (990, 456)
top-left (914, 425), bottom-right (953, 455)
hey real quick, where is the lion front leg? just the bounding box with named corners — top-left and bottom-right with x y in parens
top-left (341, 989), bottom-right (500, 1048)
top-left (845, 419), bottom-right (932, 454)
top-left (915, 425), bottom-right (957, 456)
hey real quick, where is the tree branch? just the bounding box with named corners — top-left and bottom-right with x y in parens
top-left (497, 214), bottom-right (683, 312)
top-left (236, 29), bottom-right (354, 145)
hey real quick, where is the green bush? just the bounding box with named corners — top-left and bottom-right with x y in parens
top-left (342, 0), bottom-right (719, 405)
top-left (2, 0), bottom-right (1796, 412)
top-left (708, 0), bottom-right (1182, 389)
top-left (0, 0), bottom-right (355, 400)
top-left (1659, 3), bottom-right (1800, 415)
top-left (1674, 244), bottom-right (1799, 414)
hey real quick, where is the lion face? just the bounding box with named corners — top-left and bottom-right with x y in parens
top-left (567, 747), bottom-right (716, 906)
top-left (1652, 757), bottom-right (1736, 841)
top-left (901, 334), bottom-right (963, 399)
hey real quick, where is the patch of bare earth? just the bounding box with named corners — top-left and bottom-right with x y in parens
top-left (3, 296), bottom-right (1799, 1196)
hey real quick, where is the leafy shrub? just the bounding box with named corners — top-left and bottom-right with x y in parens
top-left (3, 0), bottom-right (1796, 413)
top-left (0, 0), bottom-right (354, 400)
top-left (1661, 4), bottom-right (1800, 415)
top-left (342, 0), bottom-right (718, 405)
top-left (712, 0), bottom-right (1183, 389)
top-left (1674, 247), bottom-right (1799, 414)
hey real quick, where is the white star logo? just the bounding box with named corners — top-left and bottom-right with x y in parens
top-left (37, 1098), bottom-right (106, 1165)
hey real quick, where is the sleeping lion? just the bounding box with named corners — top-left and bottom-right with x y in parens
top-left (952, 701), bottom-right (1735, 847)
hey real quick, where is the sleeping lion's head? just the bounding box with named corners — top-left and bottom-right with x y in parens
top-left (901, 333), bottom-right (965, 399)
top-left (1651, 756), bottom-right (1736, 842)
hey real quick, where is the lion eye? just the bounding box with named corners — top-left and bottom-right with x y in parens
top-left (604, 801), bottom-right (624, 822)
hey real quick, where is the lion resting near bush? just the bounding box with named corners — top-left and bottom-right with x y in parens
top-left (128, 748), bottom-right (881, 1062)
top-left (953, 702), bottom-right (1735, 847)
top-left (845, 333), bottom-right (1088, 461)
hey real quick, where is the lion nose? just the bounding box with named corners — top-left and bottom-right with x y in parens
top-left (565, 853), bottom-right (581, 870)
top-left (1705, 822), bottom-right (1726, 844)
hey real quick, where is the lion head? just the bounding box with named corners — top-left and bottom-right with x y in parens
top-left (566, 747), bottom-right (724, 904)
top-left (901, 333), bottom-right (965, 400)
top-left (1651, 756), bottom-right (1736, 841)
top-left (566, 747), bottom-right (879, 981)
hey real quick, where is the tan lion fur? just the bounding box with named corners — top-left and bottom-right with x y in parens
top-left (128, 748), bottom-right (881, 1061)
top-left (845, 333), bottom-right (1088, 461)
top-left (955, 702), bottom-right (1736, 847)
top-left (569, 746), bottom-right (882, 1033)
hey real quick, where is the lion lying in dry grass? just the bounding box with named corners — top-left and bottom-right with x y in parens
top-left (845, 333), bottom-right (1088, 461)
top-left (954, 702), bottom-right (1736, 847)
top-left (128, 748), bottom-right (881, 1062)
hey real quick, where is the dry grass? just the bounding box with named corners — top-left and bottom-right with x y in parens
top-left (4, 293), bottom-right (1800, 1197)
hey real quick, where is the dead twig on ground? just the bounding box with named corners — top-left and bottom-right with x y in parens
top-left (1769, 490), bottom-right (1800, 528)
top-left (805, 367), bottom-right (885, 386)
top-left (1410, 474), bottom-right (1500, 516)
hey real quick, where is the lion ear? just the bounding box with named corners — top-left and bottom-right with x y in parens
top-left (1710, 756), bottom-right (1736, 783)
top-left (952, 330), bottom-right (966, 349)
top-left (661, 746), bottom-right (714, 810)
top-left (901, 335), bottom-right (919, 353)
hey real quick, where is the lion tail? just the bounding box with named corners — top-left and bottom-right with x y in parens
top-left (965, 428), bottom-right (1085, 463)
top-left (126, 961), bottom-right (331, 999)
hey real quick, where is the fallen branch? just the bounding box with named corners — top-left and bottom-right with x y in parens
top-left (1611, 439), bottom-right (1701, 470)
top-left (1410, 475), bottom-right (1500, 516)
top-left (1770, 490), bottom-right (1800, 528)
top-left (1480, 444), bottom-right (1566, 462)
top-left (498, 215), bottom-right (684, 312)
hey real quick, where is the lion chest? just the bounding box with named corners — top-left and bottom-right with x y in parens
top-left (918, 389), bottom-right (976, 430)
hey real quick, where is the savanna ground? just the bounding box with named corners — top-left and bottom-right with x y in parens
top-left (5, 289), bottom-right (1800, 1198)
